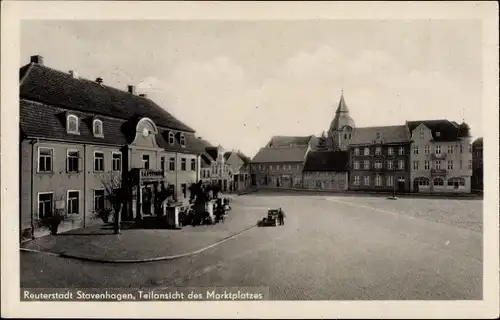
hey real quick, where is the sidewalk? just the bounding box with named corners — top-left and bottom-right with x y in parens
top-left (21, 202), bottom-right (261, 262)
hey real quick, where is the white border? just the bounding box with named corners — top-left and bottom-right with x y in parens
top-left (2, 1), bottom-right (499, 319)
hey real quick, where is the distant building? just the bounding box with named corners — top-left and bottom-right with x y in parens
top-left (302, 151), bottom-right (349, 191)
top-left (348, 125), bottom-right (411, 192)
top-left (472, 137), bottom-right (483, 191)
top-left (327, 94), bottom-right (355, 151)
top-left (406, 120), bottom-right (473, 193)
top-left (224, 151), bottom-right (252, 192)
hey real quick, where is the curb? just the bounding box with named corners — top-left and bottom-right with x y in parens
top-left (20, 224), bottom-right (257, 264)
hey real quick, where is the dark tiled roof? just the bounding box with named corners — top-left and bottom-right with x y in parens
top-left (20, 62), bottom-right (195, 133)
top-left (236, 151), bottom-right (251, 164)
top-left (473, 137), bottom-right (483, 148)
top-left (350, 125), bottom-right (410, 146)
top-left (205, 147), bottom-right (219, 162)
top-left (267, 135), bottom-right (313, 148)
top-left (189, 137), bottom-right (215, 167)
top-left (406, 120), bottom-right (466, 142)
top-left (251, 146), bottom-right (309, 163)
top-left (303, 151), bottom-right (349, 172)
top-left (224, 151), bottom-right (232, 161)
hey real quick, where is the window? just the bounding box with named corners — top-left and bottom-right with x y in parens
top-left (364, 148), bottom-right (370, 156)
top-left (344, 133), bottom-right (348, 139)
top-left (374, 160), bottom-right (382, 169)
top-left (169, 157), bottom-right (175, 171)
top-left (436, 132), bottom-right (441, 137)
top-left (191, 159), bottom-right (196, 171)
top-left (435, 160), bottom-right (442, 170)
top-left (277, 165), bottom-right (280, 171)
top-left (424, 160), bottom-right (430, 170)
top-left (296, 165), bottom-right (300, 171)
top-left (447, 145), bottom-right (453, 154)
top-left (168, 132), bottom-right (175, 144)
top-left (424, 145), bottom-right (430, 154)
top-left (398, 160), bottom-right (404, 170)
top-left (419, 129), bottom-right (425, 140)
top-left (354, 161), bottom-right (360, 170)
top-left (270, 165), bottom-right (273, 170)
top-left (376, 132), bottom-right (381, 140)
top-left (38, 193), bottom-right (53, 219)
top-left (363, 176), bottom-right (370, 186)
top-left (354, 148), bottom-right (360, 156)
top-left (387, 160), bottom-right (393, 169)
top-left (93, 119), bottom-right (103, 137)
top-left (67, 191), bottom-right (79, 215)
top-left (468, 144), bottom-right (472, 153)
top-left (181, 184), bottom-right (187, 198)
top-left (416, 178), bottom-right (430, 186)
top-left (375, 147), bottom-right (381, 155)
top-left (66, 150), bottom-right (79, 173)
top-left (388, 147), bottom-right (394, 155)
top-left (288, 164), bottom-right (292, 170)
top-left (435, 145), bottom-right (441, 154)
top-left (413, 161), bottom-right (419, 170)
top-left (460, 160), bottom-right (463, 169)
top-left (180, 134), bottom-right (186, 147)
top-left (447, 160), bottom-right (453, 170)
top-left (413, 145), bottom-right (419, 155)
top-left (459, 144), bottom-right (463, 153)
top-left (94, 190), bottom-right (105, 212)
top-left (468, 160), bottom-right (472, 170)
top-left (399, 147), bottom-right (404, 155)
top-left (112, 153), bottom-right (122, 172)
top-left (67, 114), bottom-right (79, 134)
top-left (433, 178), bottom-right (444, 186)
top-left (94, 152), bottom-right (104, 172)
top-left (353, 176), bottom-right (360, 185)
top-left (160, 156), bottom-right (165, 172)
top-left (38, 148), bottom-right (53, 172)
top-left (386, 176), bottom-right (394, 187)
top-left (375, 175), bottom-right (382, 186)
top-left (364, 160), bottom-right (370, 169)
top-left (142, 155), bottom-right (150, 169)
top-left (181, 158), bottom-right (186, 171)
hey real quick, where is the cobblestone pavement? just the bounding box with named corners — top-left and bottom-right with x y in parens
top-left (21, 194), bottom-right (483, 300)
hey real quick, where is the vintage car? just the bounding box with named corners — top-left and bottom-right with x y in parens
top-left (257, 209), bottom-right (281, 227)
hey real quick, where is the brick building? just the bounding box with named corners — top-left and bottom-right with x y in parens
top-left (20, 55), bottom-right (202, 239)
top-left (302, 151), bottom-right (349, 191)
top-left (472, 137), bottom-right (483, 191)
top-left (348, 125), bottom-right (411, 192)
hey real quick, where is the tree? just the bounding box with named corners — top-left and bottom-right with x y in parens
top-left (100, 173), bottom-right (125, 235)
top-left (317, 131), bottom-right (329, 151)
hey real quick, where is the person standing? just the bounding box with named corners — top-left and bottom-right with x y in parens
top-left (278, 208), bottom-right (285, 226)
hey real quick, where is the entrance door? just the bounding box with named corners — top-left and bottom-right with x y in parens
top-left (142, 186), bottom-right (153, 216)
top-left (397, 180), bottom-right (405, 193)
top-left (413, 180), bottom-right (419, 193)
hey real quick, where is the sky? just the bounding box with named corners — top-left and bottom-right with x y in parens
top-left (21, 20), bottom-right (482, 157)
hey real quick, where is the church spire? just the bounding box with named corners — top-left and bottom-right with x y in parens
top-left (335, 91), bottom-right (349, 113)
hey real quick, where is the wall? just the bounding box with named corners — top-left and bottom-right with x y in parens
top-left (303, 171), bottom-right (348, 191)
top-left (252, 162), bottom-right (304, 188)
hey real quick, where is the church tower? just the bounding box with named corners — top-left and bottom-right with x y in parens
top-left (327, 92), bottom-right (355, 151)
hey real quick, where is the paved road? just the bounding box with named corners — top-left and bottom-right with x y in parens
top-left (21, 194), bottom-right (482, 300)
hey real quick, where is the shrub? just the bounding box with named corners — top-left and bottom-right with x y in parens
top-left (94, 208), bottom-right (113, 223)
top-left (37, 209), bottom-right (67, 235)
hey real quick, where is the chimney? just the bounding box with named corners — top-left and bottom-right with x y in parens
top-left (127, 85), bottom-right (136, 95)
top-left (68, 70), bottom-right (78, 79)
top-left (95, 77), bottom-right (103, 84)
top-left (30, 55), bottom-right (44, 65)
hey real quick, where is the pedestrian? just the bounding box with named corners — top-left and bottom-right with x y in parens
top-left (278, 208), bottom-right (285, 226)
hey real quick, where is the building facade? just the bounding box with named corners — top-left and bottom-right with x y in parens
top-left (327, 93), bottom-right (355, 151)
top-left (407, 120), bottom-right (473, 193)
top-left (20, 55), bottom-right (201, 239)
top-left (348, 126), bottom-right (411, 192)
top-left (472, 137), bottom-right (483, 191)
top-left (302, 151), bottom-right (349, 191)
top-left (224, 151), bottom-right (251, 192)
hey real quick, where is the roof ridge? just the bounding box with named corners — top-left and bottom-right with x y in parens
top-left (19, 63), bottom-right (35, 86)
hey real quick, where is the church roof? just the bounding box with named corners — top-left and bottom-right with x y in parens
top-left (335, 94), bottom-right (349, 113)
top-left (329, 94), bottom-right (355, 131)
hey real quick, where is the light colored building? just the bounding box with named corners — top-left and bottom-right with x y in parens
top-left (224, 151), bottom-right (251, 192)
top-left (20, 55), bottom-right (201, 240)
top-left (406, 120), bottom-right (473, 193)
top-left (302, 151), bottom-right (349, 191)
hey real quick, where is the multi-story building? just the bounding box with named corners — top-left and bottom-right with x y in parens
top-left (20, 55), bottom-right (202, 239)
top-left (224, 150), bottom-right (251, 192)
top-left (302, 151), bottom-right (349, 191)
top-left (472, 137), bottom-right (483, 191)
top-left (406, 120), bottom-right (473, 193)
top-left (348, 125), bottom-right (411, 192)
top-left (250, 135), bottom-right (317, 188)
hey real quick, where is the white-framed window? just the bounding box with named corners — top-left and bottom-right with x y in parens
top-left (142, 154), bottom-right (150, 169)
top-left (160, 156), bottom-right (165, 172)
top-left (288, 164), bottom-right (292, 170)
top-left (354, 148), bottom-right (360, 156)
top-left (112, 153), bottom-right (122, 172)
top-left (447, 145), bottom-right (453, 154)
top-left (398, 160), bottom-right (404, 169)
top-left (354, 161), bottom-right (360, 170)
top-left (388, 147), bottom-right (394, 155)
top-left (38, 192), bottom-right (54, 219)
top-left (364, 147), bottom-right (370, 156)
top-left (270, 165), bottom-right (273, 170)
top-left (169, 157), bottom-right (175, 171)
top-left (433, 178), bottom-right (444, 186)
top-left (375, 175), bottom-right (382, 186)
top-left (386, 176), bottom-right (394, 187)
top-left (424, 145), bottom-right (430, 154)
top-left (181, 158), bottom-right (187, 171)
top-left (447, 160), bottom-right (453, 170)
top-left (191, 159), bottom-right (196, 171)
top-left (436, 132), bottom-right (441, 137)
top-left (413, 161), bottom-right (419, 170)
top-left (364, 160), bottom-right (370, 169)
top-left (296, 164), bottom-right (300, 171)
top-left (413, 145), bottom-right (419, 155)
top-left (93, 119), bottom-right (103, 137)
top-left (67, 190), bottom-right (80, 215)
top-left (67, 114), bottom-right (79, 134)
top-left (66, 149), bottom-right (80, 173)
top-left (398, 147), bottom-right (404, 155)
top-left (168, 132), bottom-right (175, 145)
top-left (38, 147), bottom-right (53, 173)
top-left (468, 160), bottom-right (472, 170)
top-left (374, 160), bottom-right (382, 169)
top-left (435, 145), bottom-right (441, 154)
top-left (94, 189), bottom-right (105, 212)
top-left (387, 160), bottom-right (393, 169)
top-left (353, 176), bottom-right (360, 185)
top-left (435, 160), bottom-right (442, 170)
top-left (375, 147), bottom-right (381, 155)
top-left (277, 165), bottom-right (280, 171)
top-left (419, 128), bottom-right (425, 140)
top-left (424, 160), bottom-right (430, 170)
top-left (94, 152), bottom-right (104, 172)
top-left (180, 134), bottom-right (186, 147)
top-left (363, 176), bottom-right (370, 186)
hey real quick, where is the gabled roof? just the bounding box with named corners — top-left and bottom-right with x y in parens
top-left (205, 147), bottom-right (219, 162)
top-left (350, 125), bottom-right (410, 146)
top-left (251, 146), bottom-right (309, 163)
top-left (406, 119), bottom-right (468, 142)
top-left (303, 151), bottom-right (349, 172)
top-left (20, 62), bottom-right (195, 133)
top-left (266, 135), bottom-right (313, 148)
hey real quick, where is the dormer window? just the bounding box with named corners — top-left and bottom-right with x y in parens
top-left (168, 132), bottom-right (175, 145)
top-left (93, 119), bottom-right (103, 137)
top-left (180, 134), bottom-right (186, 147)
top-left (67, 114), bottom-right (79, 134)
top-left (436, 132), bottom-right (441, 137)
